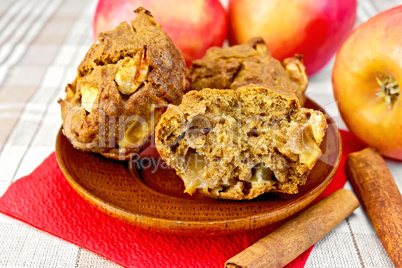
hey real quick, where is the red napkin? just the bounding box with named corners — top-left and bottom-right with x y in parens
top-left (0, 130), bottom-right (364, 268)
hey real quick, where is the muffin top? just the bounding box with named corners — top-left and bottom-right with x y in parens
top-left (189, 37), bottom-right (308, 105)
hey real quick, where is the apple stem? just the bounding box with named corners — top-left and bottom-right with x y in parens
top-left (376, 74), bottom-right (400, 109)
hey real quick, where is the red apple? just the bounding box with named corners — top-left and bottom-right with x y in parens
top-left (93, 0), bottom-right (227, 66)
top-left (228, 0), bottom-right (356, 76)
top-left (333, 5), bottom-right (402, 160)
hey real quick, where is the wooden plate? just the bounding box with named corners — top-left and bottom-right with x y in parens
top-left (56, 98), bottom-right (342, 236)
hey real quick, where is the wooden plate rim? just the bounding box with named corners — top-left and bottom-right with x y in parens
top-left (55, 98), bottom-right (342, 233)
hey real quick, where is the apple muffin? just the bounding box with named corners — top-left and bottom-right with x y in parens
top-left (155, 86), bottom-right (327, 200)
top-left (189, 37), bottom-right (308, 105)
top-left (58, 7), bottom-right (188, 160)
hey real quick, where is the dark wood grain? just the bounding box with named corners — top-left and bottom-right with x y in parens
top-left (346, 147), bottom-right (402, 268)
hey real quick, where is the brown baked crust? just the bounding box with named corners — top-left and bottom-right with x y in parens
top-left (58, 7), bottom-right (188, 160)
top-left (155, 86), bottom-right (327, 200)
top-left (189, 38), bottom-right (308, 105)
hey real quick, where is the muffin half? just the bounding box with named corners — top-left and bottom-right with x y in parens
top-left (155, 86), bottom-right (327, 200)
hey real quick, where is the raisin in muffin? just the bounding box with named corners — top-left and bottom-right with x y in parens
top-left (189, 37), bottom-right (308, 105)
top-left (155, 86), bottom-right (327, 200)
top-left (58, 7), bottom-right (188, 160)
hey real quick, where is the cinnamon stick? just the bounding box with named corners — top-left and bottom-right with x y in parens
top-left (225, 188), bottom-right (359, 268)
top-left (346, 147), bottom-right (402, 268)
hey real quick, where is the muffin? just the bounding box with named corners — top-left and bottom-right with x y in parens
top-left (189, 37), bottom-right (308, 105)
top-left (58, 7), bottom-right (188, 160)
top-left (155, 86), bottom-right (327, 200)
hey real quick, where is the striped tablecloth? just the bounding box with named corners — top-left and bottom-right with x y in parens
top-left (0, 0), bottom-right (401, 267)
